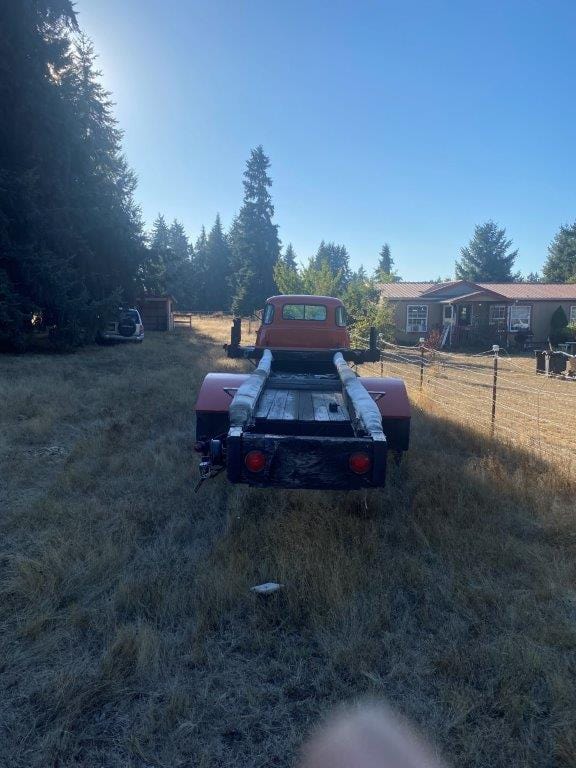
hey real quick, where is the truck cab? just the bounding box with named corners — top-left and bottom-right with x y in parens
top-left (256, 295), bottom-right (350, 351)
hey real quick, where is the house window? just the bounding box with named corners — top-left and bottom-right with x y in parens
top-left (570, 306), bottom-right (576, 324)
top-left (406, 305), bottom-right (428, 333)
top-left (443, 305), bottom-right (453, 323)
top-left (509, 305), bottom-right (531, 332)
top-left (489, 305), bottom-right (508, 325)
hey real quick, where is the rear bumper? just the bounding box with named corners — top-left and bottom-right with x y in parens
top-left (99, 332), bottom-right (144, 342)
top-left (227, 431), bottom-right (387, 490)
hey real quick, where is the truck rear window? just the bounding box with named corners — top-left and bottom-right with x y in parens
top-left (282, 304), bottom-right (327, 321)
top-left (263, 304), bottom-right (275, 324)
top-left (335, 306), bottom-right (347, 326)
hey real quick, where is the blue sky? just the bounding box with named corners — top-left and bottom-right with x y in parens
top-left (78, 0), bottom-right (576, 280)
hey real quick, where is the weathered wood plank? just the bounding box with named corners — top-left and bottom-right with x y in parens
top-left (255, 389), bottom-right (277, 419)
top-left (298, 391), bottom-right (315, 421)
top-left (282, 389), bottom-right (298, 420)
top-left (268, 389), bottom-right (290, 420)
top-left (312, 392), bottom-right (330, 421)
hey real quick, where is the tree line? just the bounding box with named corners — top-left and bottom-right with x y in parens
top-left (2, 1), bottom-right (576, 351)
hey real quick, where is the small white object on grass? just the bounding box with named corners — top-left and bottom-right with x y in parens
top-left (250, 582), bottom-right (283, 594)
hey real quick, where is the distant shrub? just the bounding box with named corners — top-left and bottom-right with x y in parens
top-left (425, 328), bottom-right (443, 349)
top-left (549, 305), bottom-right (571, 345)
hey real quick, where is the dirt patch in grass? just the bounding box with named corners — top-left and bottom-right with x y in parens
top-left (1, 322), bottom-right (575, 767)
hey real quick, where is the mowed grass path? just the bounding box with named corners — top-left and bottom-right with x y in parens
top-left (1, 323), bottom-right (575, 768)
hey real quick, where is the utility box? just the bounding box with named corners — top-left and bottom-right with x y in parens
top-left (535, 350), bottom-right (568, 376)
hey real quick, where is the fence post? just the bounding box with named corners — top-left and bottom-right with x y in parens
top-left (491, 344), bottom-right (499, 436)
top-left (419, 337), bottom-right (425, 390)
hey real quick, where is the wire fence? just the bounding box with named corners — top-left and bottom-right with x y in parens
top-left (356, 338), bottom-right (576, 474)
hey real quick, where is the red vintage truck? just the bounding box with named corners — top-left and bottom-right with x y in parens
top-left (194, 295), bottom-right (410, 490)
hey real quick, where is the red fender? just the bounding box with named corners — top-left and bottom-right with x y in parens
top-left (359, 377), bottom-right (411, 419)
top-left (196, 373), bottom-right (410, 419)
top-left (195, 373), bottom-right (250, 413)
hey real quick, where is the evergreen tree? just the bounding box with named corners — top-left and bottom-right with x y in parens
top-left (273, 243), bottom-right (302, 294)
top-left (168, 220), bottom-right (189, 263)
top-left (151, 214), bottom-right (170, 253)
top-left (378, 243), bottom-right (393, 273)
top-left (166, 219), bottom-right (195, 308)
top-left (549, 305), bottom-right (570, 344)
top-left (61, 33), bottom-right (145, 302)
top-left (301, 258), bottom-right (342, 297)
top-left (283, 243), bottom-right (298, 271)
top-left (343, 266), bottom-right (375, 318)
top-left (191, 226), bottom-right (210, 310)
top-left (229, 147), bottom-right (281, 314)
top-left (311, 241), bottom-right (351, 290)
top-left (140, 214), bottom-right (169, 294)
top-left (543, 223), bottom-right (576, 282)
top-left (455, 221), bottom-right (518, 282)
top-left (374, 243), bottom-right (401, 282)
top-left (204, 214), bottom-right (232, 310)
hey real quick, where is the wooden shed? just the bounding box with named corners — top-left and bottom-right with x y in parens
top-left (136, 296), bottom-right (176, 331)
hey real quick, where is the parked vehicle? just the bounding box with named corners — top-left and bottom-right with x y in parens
top-left (194, 295), bottom-right (410, 491)
top-left (98, 309), bottom-right (144, 343)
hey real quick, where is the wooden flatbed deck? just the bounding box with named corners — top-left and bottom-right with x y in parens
top-left (255, 387), bottom-right (350, 422)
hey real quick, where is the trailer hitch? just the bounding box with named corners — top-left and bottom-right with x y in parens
top-left (193, 437), bottom-right (226, 492)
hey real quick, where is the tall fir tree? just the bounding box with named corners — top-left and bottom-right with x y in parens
top-left (167, 220), bottom-right (190, 264)
top-left (543, 223), bottom-right (576, 282)
top-left (204, 214), bottom-right (232, 310)
top-left (283, 243), bottom-right (298, 271)
top-left (191, 226), bottom-right (210, 310)
top-left (377, 243), bottom-right (393, 274)
top-left (150, 214), bottom-right (170, 252)
top-left (140, 214), bottom-right (168, 294)
top-left (374, 243), bottom-right (400, 282)
top-left (455, 221), bottom-right (518, 282)
top-left (166, 219), bottom-right (195, 308)
top-left (274, 243), bottom-right (302, 294)
top-left (229, 146), bottom-right (280, 314)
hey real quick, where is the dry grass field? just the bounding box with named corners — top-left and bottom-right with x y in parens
top-left (1, 317), bottom-right (576, 767)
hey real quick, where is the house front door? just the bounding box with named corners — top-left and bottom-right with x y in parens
top-left (457, 304), bottom-right (472, 326)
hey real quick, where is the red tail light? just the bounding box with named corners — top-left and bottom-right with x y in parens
top-left (349, 452), bottom-right (371, 474)
top-left (245, 450), bottom-right (266, 472)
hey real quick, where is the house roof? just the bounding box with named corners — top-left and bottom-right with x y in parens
top-left (378, 281), bottom-right (576, 301)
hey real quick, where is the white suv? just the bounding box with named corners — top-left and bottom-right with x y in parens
top-left (99, 309), bottom-right (144, 343)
